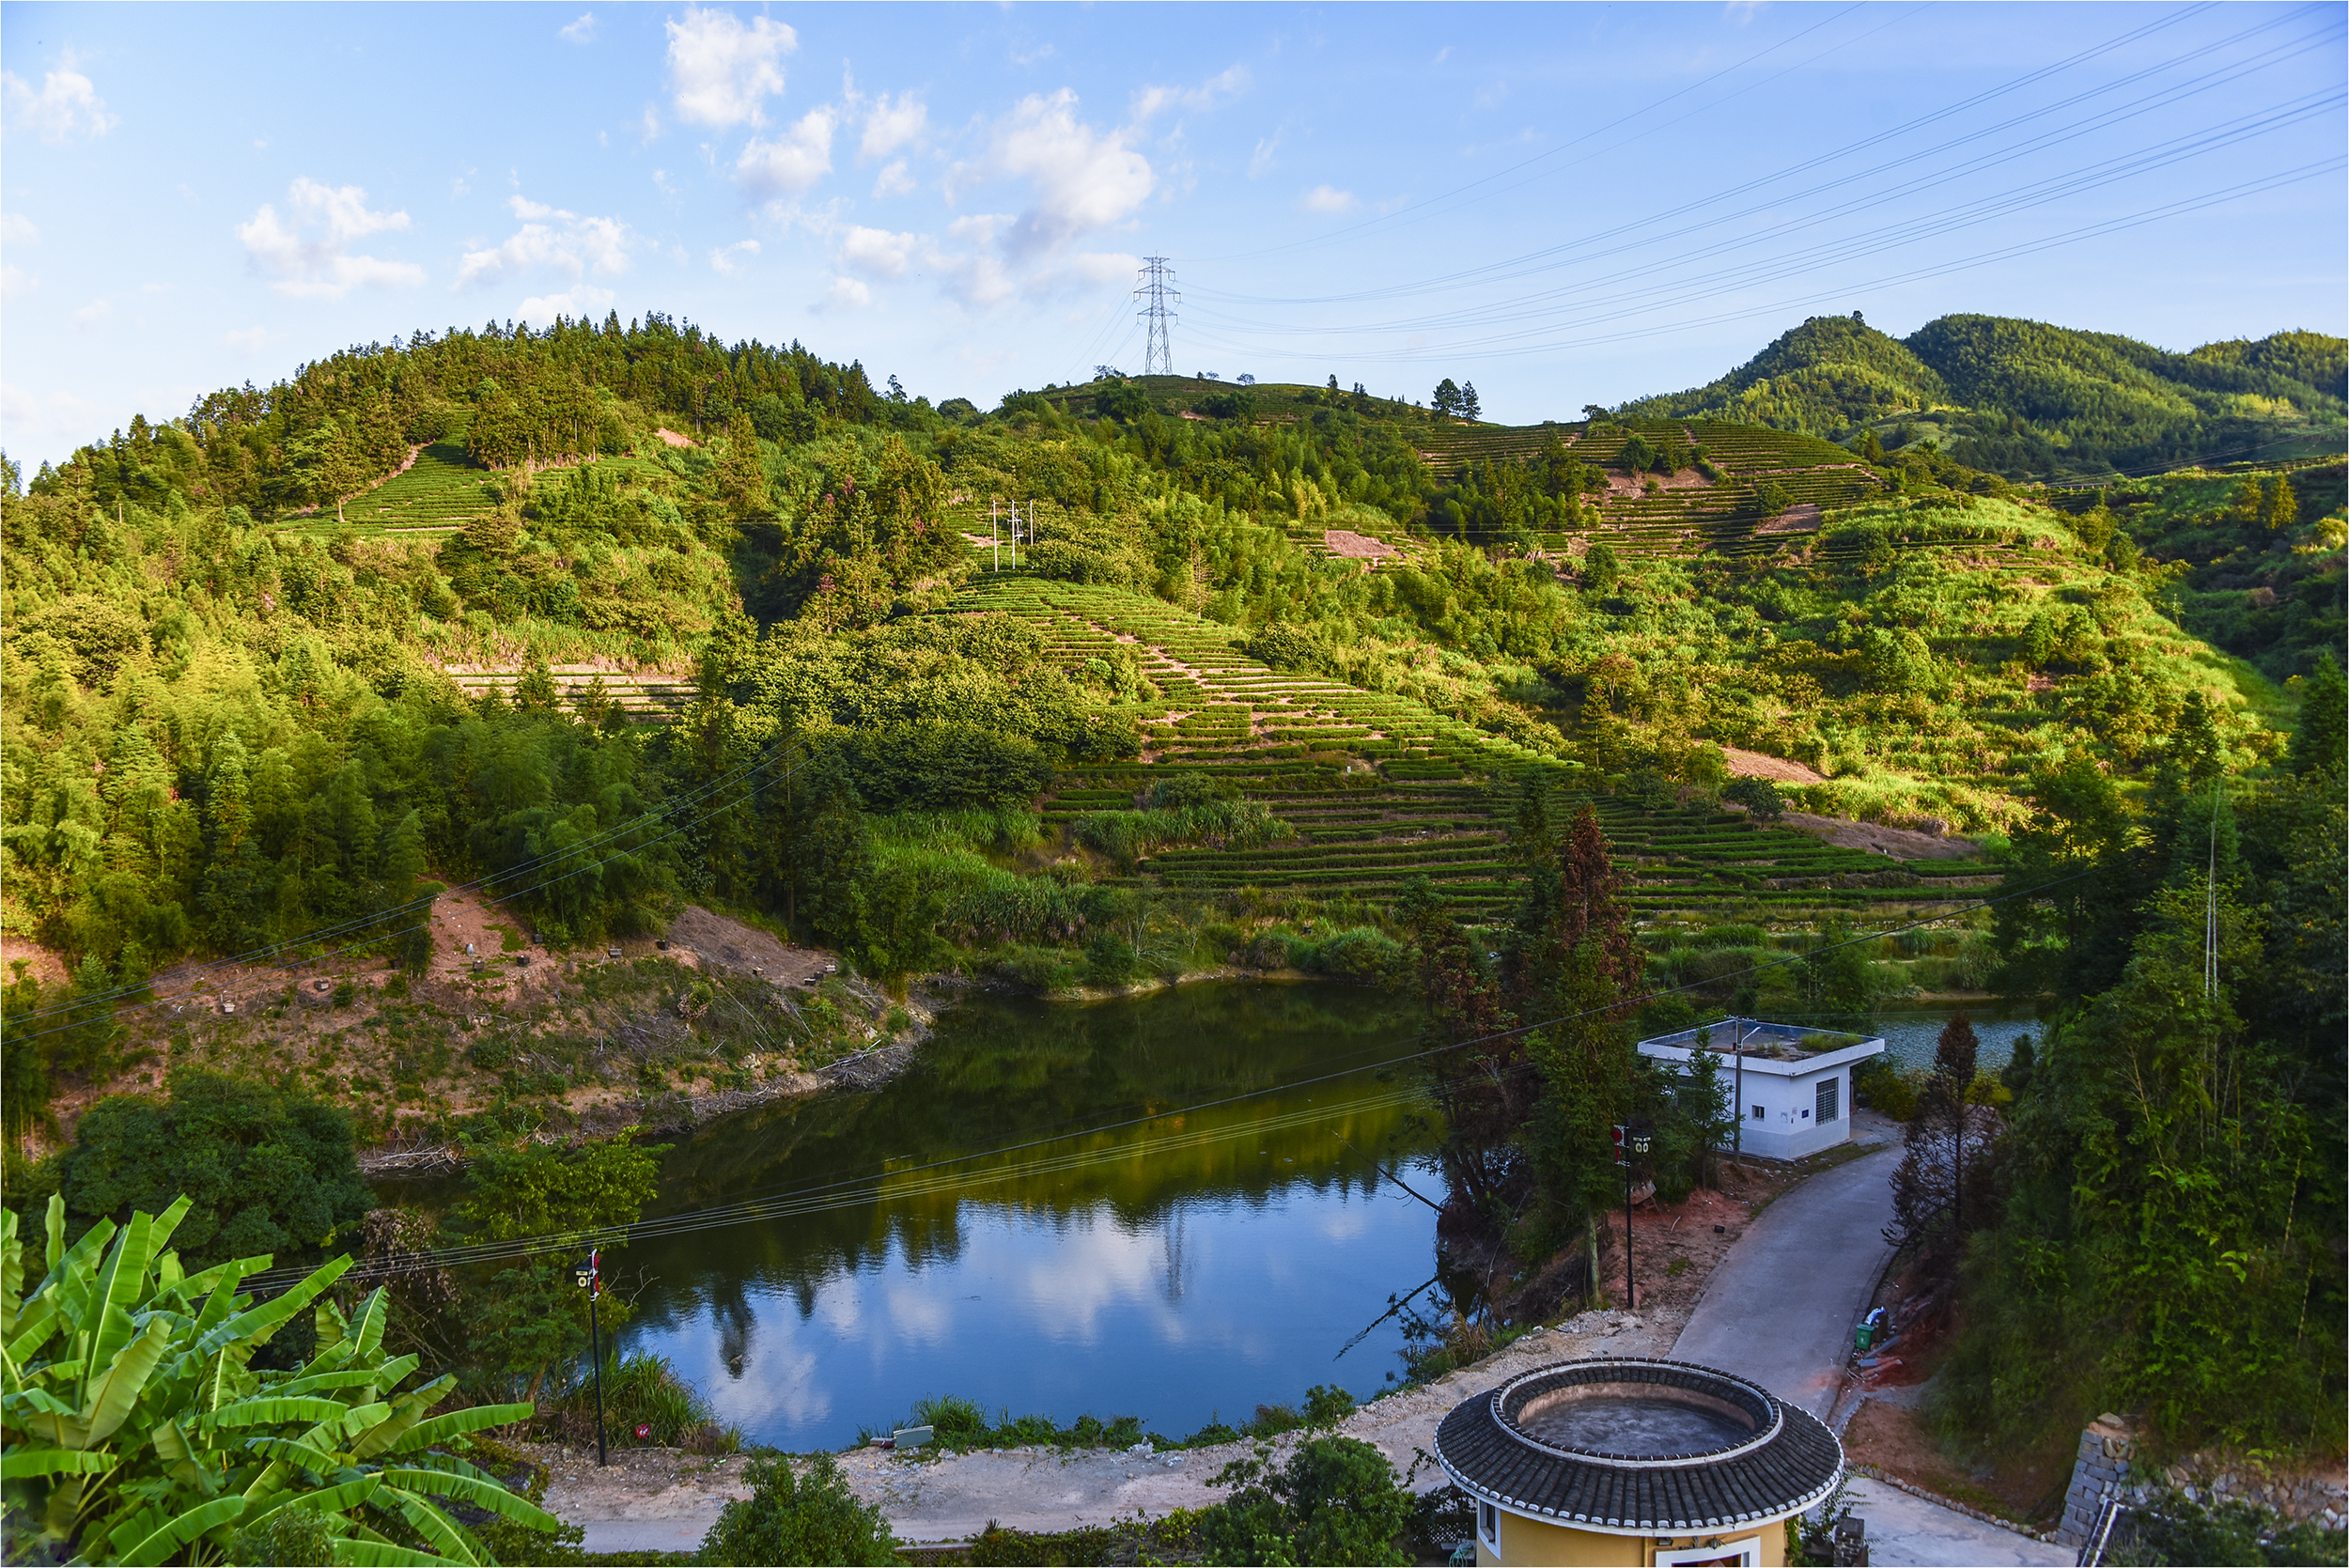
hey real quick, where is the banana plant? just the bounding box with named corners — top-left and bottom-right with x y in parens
top-left (2, 1195), bottom-right (562, 1565)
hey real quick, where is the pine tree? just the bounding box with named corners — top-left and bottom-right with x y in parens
top-left (717, 409), bottom-right (770, 520)
top-left (1461, 381), bottom-right (1481, 421)
top-left (1433, 378), bottom-right (1461, 418)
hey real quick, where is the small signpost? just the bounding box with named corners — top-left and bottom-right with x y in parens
top-left (573, 1250), bottom-right (608, 1466)
top-left (1613, 1123), bottom-right (1653, 1307)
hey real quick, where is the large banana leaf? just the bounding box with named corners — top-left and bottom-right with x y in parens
top-left (272, 1364), bottom-right (403, 1400)
top-left (378, 1466), bottom-right (564, 1529)
top-left (331, 1537), bottom-right (471, 1567)
top-left (78, 1313), bottom-right (173, 1447)
top-left (350, 1289), bottom-right (390, 1358)
top-left (83, 1207), bottom-right (163, 1391)
top-left (376, 1402), bottom-right (536, 1455)
top-left (237, 1474), bottom-right (384, 1535)
top-left (109, 1493), bottom-right (247, 1567)
top-left (208, 1393), bottom-right (353, 1428)
top-left (1, 1207), bottom-right (22, 1338)
top-left (195, 1254), bottom-right (351, 1354)
top-left (6, 1292), bottom-right (60, 1367)
top-left (0, 1446), bottom-right (118, 1480)
top-left (378, 1483), bottom-right (486, 1565)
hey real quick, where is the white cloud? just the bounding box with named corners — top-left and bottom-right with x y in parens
top-left (709, 238), bottom-right (760, 275)
top-left (559, 11), bottom-right (597, 43)
top-left (70, 298), bottom-right (111, 330)
top-left (819, 276), bottom-right (871, 311)
top-left (1129, 64), bottom-right (1248, 124)
top-left (1070, 251), bottom-right (1139, 284)
top-left (4, 53), bottom-right (117, 143)
top-left (1, 265), bottom-right (36, 299)
top-left (455, 194), bottom-right (634, 289)
top-left (837, 225), bottom-right (918, 279)
top-left (1, 212), bottom-right (37, 244)
top-left (859, 91), bottom-right (926, 160)
top-left (639, 104), bottom-right (661, 143)
top-left (516, 283), bottom-right (614, 326)
top-left (736, 107), bottom-right (834, 197)
top-left (221, 325), bottom-right (270, 353)
top-left (872, 159), bottom-right (914, 197)
top-left (1248, 133), bottom-right (1281, 179)
top-left (236, 179), bottom-right (424, 300)
top-left (1301, 183), bottom-right (1357, 214)
top-left (0, 382), bottom-right (102, 459)
top-left (666, 7), bottom-right (793, 130)
top-left (956, 90), bottom-right (1153, 257)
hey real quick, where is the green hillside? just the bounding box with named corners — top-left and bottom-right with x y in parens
top-left (0, 307), bottom-right (2332, 1128)
top-left (1618, 313), bottom-right (2347, 480)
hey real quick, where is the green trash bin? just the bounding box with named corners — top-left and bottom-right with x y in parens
top-left (1856, 1322), bottom-right (1875, 1353)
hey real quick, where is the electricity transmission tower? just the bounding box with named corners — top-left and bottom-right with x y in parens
top-left (1136, 256), bottom-right (1178, 376)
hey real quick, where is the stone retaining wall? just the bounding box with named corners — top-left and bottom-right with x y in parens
top-left (2054, 1416), bottom-right (2347, 1547)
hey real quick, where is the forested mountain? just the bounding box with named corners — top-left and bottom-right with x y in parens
top-left (1617, 313), bottom-right (2347, 480)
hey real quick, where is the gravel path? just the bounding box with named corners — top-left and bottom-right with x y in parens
top-left (562, 1308), bottom-right (1691, 1552)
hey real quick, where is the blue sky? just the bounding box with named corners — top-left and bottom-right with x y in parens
top-left (2, 2), bottom-right (2342, 465)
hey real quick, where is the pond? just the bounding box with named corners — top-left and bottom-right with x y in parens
top-left (618, 981), bottom-right (1439, 1452)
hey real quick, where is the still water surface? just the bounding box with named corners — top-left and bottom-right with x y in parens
top-left (622, 982), bottom-right (1437, 1452)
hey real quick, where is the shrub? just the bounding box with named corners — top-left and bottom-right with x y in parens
top-left (1199, 1436), bottom-right (1412, 1566)
top-left (54, 1069), bottom-right (373, 1272)
top-left (697, 1452), bottom-right (898, 1566)
top-left (1725, 775), bottom-right (1786, 822)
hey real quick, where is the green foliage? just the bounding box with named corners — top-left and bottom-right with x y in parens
top-left (0, 1193), bottom-right (556, 1566)
top-left (695, 1452), bottom-right (898, 1567)
top-left (1198, 1436), bottom-right (1413, 1566)
top-left (427, 1133), bottom-right (665, 1401)
top-left (540, 1351), bottom-right (738, 1453)
top-left (2102, 1489), bottom-right (2348, 1566)
top-left (1946, 736), bottom-right (2343, 1456)
top-left (1620, 313), bottom-right (2346, 479)
top-left (1723, 775), bottom-right (1785, 821)
top-left (54, 1070), bottom-right (373, 1273)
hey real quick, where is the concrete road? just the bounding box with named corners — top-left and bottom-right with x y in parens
top-left (1671, 1142), bottom-right (1898, 1418)
top-left (1843, 1478), bottom-right (2071, 1567)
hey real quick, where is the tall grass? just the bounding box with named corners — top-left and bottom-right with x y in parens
top-left (539, 1350), bottom-right (740, 1453)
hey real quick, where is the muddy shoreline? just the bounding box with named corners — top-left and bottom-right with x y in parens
top-left (353, 967), bottom-right (1346, 1177)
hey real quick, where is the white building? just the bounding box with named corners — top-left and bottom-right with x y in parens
top-left (1637, 1017), bottom-right (1886, 1162)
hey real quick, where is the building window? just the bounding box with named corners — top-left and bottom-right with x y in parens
top-left (1478, 1500), bottom-right (1501, 1558)
top-left (1816, 1076), bottom-right (1840, 1125)
top-left (1656, 1539), bottom-right (1759, 1567)
top-left (1750, 1104), bottom-right (1764, 1120)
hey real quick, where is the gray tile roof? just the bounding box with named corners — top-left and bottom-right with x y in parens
top-left (1432, 1358), bottom-right (1843, 1532)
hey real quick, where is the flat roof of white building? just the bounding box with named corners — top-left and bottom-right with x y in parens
top-left (1636, 1017), bottom-right (1885, 1076)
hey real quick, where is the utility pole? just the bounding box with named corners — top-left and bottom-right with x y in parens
top-left (1135, 256), bottom-right (1179, 377)
top-left (573, 1250), bottom-right (608, 1466)
top-left (991, 499), bottom-right (1000, 571)
top-left (1732, 1017), bottom-right (1745, 1170)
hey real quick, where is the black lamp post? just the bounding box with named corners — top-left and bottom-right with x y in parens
top-left (573, 1250), bottom-right (608, 1466)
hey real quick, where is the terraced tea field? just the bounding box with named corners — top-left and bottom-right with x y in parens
top-left (443, 664), bottom-right (696, 722)
top-left (948, 576), bottom-right (1991, 925)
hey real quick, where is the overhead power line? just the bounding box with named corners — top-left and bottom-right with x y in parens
top-left (263, 867), bottom-right (2097, 1292)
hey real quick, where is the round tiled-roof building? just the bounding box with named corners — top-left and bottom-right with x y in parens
top-left (1433, 1358), bottom-right (1843, 1566)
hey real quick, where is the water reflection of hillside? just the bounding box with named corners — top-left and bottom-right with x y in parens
top-left (634, 982), bottom-right (1432, 1317)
